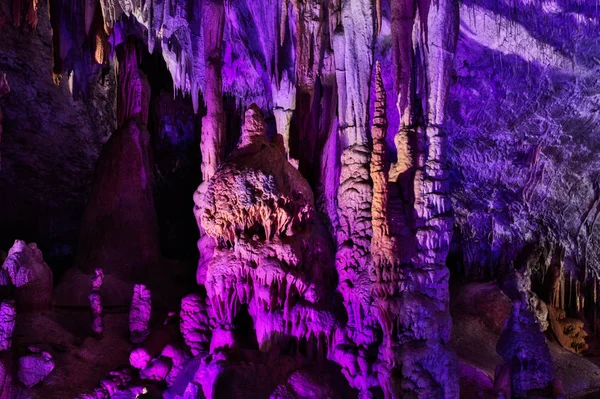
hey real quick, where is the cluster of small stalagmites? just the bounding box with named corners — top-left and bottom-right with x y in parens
top-left (129, 306), bottom-right (189, 389)
top-left (89, 268), bottom-right (104, 337)
top-left (77, 368), bottom-right (146, 399)
top-left (129, 284), bottom-right (151, 344)
top-left (1, 240), bottom-right (53, 312)
top-left (0, 241), bottom-right (57, 394)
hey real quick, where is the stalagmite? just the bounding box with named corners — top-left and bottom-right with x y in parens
top-left (180, 293), bottom-right (213, 356)
top-left (0, 301), bottom-right (15, 352)
top-left (2, 241), bottom-right (53, 312)
top-left (89, 268), bottom-right (104, 337)
top-left (17, 346), bottom-right (55, 388)
top-left (497, 301), bottom-right (554, 397)
top-left (73, 40), bottom-right (159, 284)
top-left (129, 284), bottom-right (151, 344)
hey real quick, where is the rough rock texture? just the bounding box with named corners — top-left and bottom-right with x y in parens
top-left (18, 346), bottom-right (55, 388)
top-left (180, 293), bottom-right (212, 356)
top-left (446, 1), bottom-right (600, 344)
top-left (2, 240), bottom-right (53, 312)
top-left (548, 305), bottom-right (588, 354)
top-left (89, 268), bottom-right (104, 337)
top-left (129, 284), bottom-right (151, 344)
top-left (0, 301), bottom-right (15, 352)
top-left (497, 301), bottom-right (554, 397)
top-left (200, 0), bottom-right (225, 184)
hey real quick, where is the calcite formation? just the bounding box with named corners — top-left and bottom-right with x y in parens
top-left (2, 240), bottom-right (53, 312)
top-left (548, 306), bottom-right (588, 354)
top-left (497, 301), bottom-right (554, 397)
top-left (74, 41), bottom-right (159, 283)
top-left (180, 293), bottom-right (213, 356)
top-left (7, 0), bottom-right (600, 398)
top-left (129, 284), bottom-right (151, 344)
top-left (197, 106), bottom-right (333, 350)
top-left (17, 346), bottom-right (55, 388)
top-left (0, 301), bottom-right (15, 352)
top-left (89, 268), bottom-right (104, 336)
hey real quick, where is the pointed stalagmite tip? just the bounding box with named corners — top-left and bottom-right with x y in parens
top-left (239, 104), bottom-right (266, 146)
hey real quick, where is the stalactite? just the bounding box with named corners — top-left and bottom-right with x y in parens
top-left (272, 71), bottom-right (296, 158)
top-left (390, 0), bottom-right (416, 127)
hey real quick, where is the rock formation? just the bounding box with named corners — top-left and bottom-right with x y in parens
top-left (130, 284), bottom-right (151, 344)
top-left (6, 0), bottom-right (600, 398)
top-left (74, 41), bottom-right (159, 284)
top-left (89, 268), bottom-right (104, 337)
top-left (0, 301), bottom-right (15, 352)
top-left (17, 346), bottom-right (55, 388)
top-left (180, 293), bottom-right (213, 356)
top-left (2, 240), bottom-right (53, 312)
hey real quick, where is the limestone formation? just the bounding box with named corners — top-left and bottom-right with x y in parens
top-left (0, 301), bottom-right (15, 352)
top-left (89, 268), bottom-right (104, 337)
top-left (2, 241), bottom-right (53, 312)
top-left (180, 293), bottom-right (213, 356)
top-left (200, 0), bottom-right (226, 183)
top-left (17, 346), bottom-right (55, 388)
top-left (129, 284), bottom-right (151, 344)
top-left (548, 306), bottom-right (588, 354)
top-left (497, 301), bottom-right (554, 397)
top-left (74, 44), bottom-right (159, 282)
top-left (130, 316), bottom-right (180, 370)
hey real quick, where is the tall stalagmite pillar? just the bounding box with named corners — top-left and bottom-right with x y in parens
top-left (200, 0), bottom-right (225, 183)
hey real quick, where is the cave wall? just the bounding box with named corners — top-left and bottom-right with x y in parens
top-left (446, 1), bottom-right (600, 286)
top-left (0, 0), bottom-right (115, 269)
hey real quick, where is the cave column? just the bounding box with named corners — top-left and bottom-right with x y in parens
top-left (200, 0), bottom-right (225, 184)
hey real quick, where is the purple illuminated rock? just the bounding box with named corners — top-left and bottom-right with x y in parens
top-left (2, 240), bottom-right (53, 312)
top-left (17, 347), bottom-right (55, 388)
top-left (130, 284), bottom-right (151, 344)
